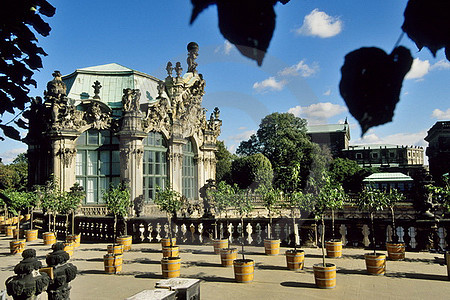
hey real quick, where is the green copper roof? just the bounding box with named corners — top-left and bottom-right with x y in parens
top-left (306, 124), bottom-right (349, 134)
top-left (363, 172), bottom-right (413, 182)
top-left (62, 63), bottom-right (162, 106)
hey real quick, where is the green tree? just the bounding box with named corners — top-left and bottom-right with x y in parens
top-left (237, 112), bottom-right (324, 193)
top-left (231, 187), bottom-right (253, 260)
top-left (257, 185), bottom-right (281, 239)
top-left (0, 153), bottom-right (28, 191)
top-left (231, 153), bottom-right (273, 190)
top-left (39, 175), bottom-right (60, 232)
top-left (154, 185), bottom-right (183, 247)
top-left (3, 190), bottom-right (32, 240)
top-left (58, 183), bottom-right (85, 235)
top-left (207, 181), bottom-right (235, 239)
top-left (357, 187), bottom-right (388, 255)
top-left (0, 1), bottom-right (55, 141)
top-left (103, 183), bottom-right (131, 246)
top-left (285, 190), bottom-right (314, 250)
top-left (386, 188), bottom-right (406, 243)
top-left (215, 141), bottom-right (233, 184)
top-left (329, 158), bottom-right (377, 193)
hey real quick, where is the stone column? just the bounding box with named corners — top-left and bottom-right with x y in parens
top-left (119, 111), bottom-right (146, 215)
top-left (48, 131), bottom-right (78, 191)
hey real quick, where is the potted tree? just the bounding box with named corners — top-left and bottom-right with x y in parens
top-left (103, 182), bottom-right (131, 274)
top-left (65, 183), bottom-right (85, 248)
top-left (357, 186), bottom-right (388, 275)
top-left (24, 187), bottom-right (40, 242)
top-left (385, 188), bottom-right (406, 260)
top-left (4, 190), bottom-right (30, 254)
top-left (310, 174), bottom-right (339, 289)
top-left (40, 176), bottom-right (60, 246)
top-left (154, 185), bottom-right (183, 278)
top-left (258, 185), bottom-right (282, 256)
top-left (232, 187), bottom-right (254, 283)
top-left (208, 181), bottom-right (238, 266)
top-left (284, 190), bottom-right (313, 271)
top-left (324, 181), bottom-right (346, 258)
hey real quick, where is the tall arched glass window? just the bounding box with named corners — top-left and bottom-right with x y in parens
top-left (143, 132), bottom-right (168, 202)
top-left (182, 139), bottom-right (197, 199)
top-left (75, 129), bottom-right (120, 204)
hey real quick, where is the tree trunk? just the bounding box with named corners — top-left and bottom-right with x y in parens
top-left (241, 216), bottom-right (245, 260)
top-left (30, 209), bottom-right (33, 230)
top-left (53, 213), bottom-right (56, 233)
top-left (268, 208), bottom-right (272, 240)
top-left (321, 214), bottom-right (326, 266)
top-left (371, 212), bottom-right (376, 255)
top-left (291, 208), bottom-right (297, 250)
top-left (71, 211), bottom-right (75, 235)
top-left (113, 215), bottom-right (117, 247)
top-left (168, 214), bottom-right (173, 247)
top-left (391, 206), bottom-right (397, 242)
top-left (65, 214), bottom-right (69, 236)
top-left (331, 209), bottom-right (335, 240)
top-left (17, 210), bottom-right (21, 241)
top-left (48, 213), bottom-right (51, 232)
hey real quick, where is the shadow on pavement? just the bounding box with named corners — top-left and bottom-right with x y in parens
top-left (280, 281), bottom-right (317, 289)
top-left (184, 261), bottom-right (222, 268)
top-left (386, 272), bottom-right (448, 281)
top-left (337, 267), bottom-right (366, 275)
top-left (78, 269), bottom-right (107, 275)
top-left (255, 263), bottom-right (288, 271)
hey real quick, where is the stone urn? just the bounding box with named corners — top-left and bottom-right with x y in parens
top-left (46, 242), bottom-right (78, 300)
top-left (5, 249), bottom-right (50, 300)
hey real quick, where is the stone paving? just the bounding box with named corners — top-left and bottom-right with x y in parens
top-left (1, 235), bottom-right (450, 300)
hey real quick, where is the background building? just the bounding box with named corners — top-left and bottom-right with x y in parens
top-left (425, 121), bottom-right (450, 184)
top-left (25, 43), bottom-right (221, 216)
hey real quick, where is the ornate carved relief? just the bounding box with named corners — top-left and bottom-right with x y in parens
top-left (86, 102), bottom-right (111, 130)
top-left (122, 88), bottom-right (140, 112)
top-left (57, 147), bottom-right (77, 167)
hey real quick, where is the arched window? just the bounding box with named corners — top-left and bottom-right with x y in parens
top-left (143, 132), bottom-right (168, 202)
top-left (76, 129), bottom-right (120, 204)
top-left (182, 139), bottom-right (197, 199)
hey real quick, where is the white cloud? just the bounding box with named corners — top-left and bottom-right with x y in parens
top-left (227, 130), bottom-right (257, 153)
top-left (0, 148), bottom-right (27, 165)
top-left (288, 102), bottom-right (347, 124)
top-left (214, 40), bottom-right (234, 55)
top-left (405, 58), bottom-right (430, 80)
top-left (432, 108), bottom-right (450, 119)
top-left (253, 77), bottom-right (287, 93)
top-left (323, 89), bottom-right (331, 96)
top-left (353, 130), bottom-right (428, 148)
top-left (295, 9), bottom-right (342, 38)
top-left (430, 59), bottom-right (450, 71)
top-left (278, 60), bottom-right (319, 77)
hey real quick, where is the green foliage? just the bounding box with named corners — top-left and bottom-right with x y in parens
top-left (57, 183), bottom-right (85, 215)
top-left (329, 158), bottom-right (378, 193)
top-left (286, 190), bottom-right (314, 213)
top-left (386, 188), bottom-right (406, 208)
top-left (154, 185), bottom-right (183, 218)
top-left (257, 185), bottom-right (281, 213)
top-left (308, 174), bottom-right (346, 215)
top-left (232, 187), bottom-right (253, 217)
top-left (3, 190), bottom-right (32, 215)
top-left (356, 186), bottom-right (388, 214)
top-left (103, 183), bottom-right (131, 219)
top-left (237, 112), bottom-right (323, 193)
top-left (215, 141), bottom-right (233, 183)
top-left (231, 153), bottom-right (273, 190)
top-left (207, 181), bottom-right (235, 216)
top-left (426, 174), bottom-right (450, 212)
top-left (0, 1), bottom-right (55, 141)
top-left (38, 175), bottom-right (60, 214)
top-left (0, 153), bottom-right (28, 191)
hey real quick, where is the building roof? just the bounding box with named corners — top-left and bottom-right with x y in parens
top-left (363, 172), bottom-right (413, 182)
top-left (62, 63), bottom-right (163, 107)
top-left (344, 144), bottom-right (423, 150)
top-left (306, 124), bottom-right (349, 134)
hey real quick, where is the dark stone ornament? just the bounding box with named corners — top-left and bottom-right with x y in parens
top-left (339, 46), bottom-right (413, 136)
top-left (5, 249), bottom-right (50, 300)
top-left (46, 242), bottom-right (77, 300)
top-left (92, 80), bottom-right (102, 100)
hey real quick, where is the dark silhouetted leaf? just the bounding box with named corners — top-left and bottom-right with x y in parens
top-left (190, 0), bottom-right (290, 66)
top-left (15, 118), bottom-right (28, 130)
top-left (0, 125), bottom-right (21, 141)
top-left (402, 0), bottom-right (450, 60)
top-left (339, 46), bottom-right (413, 136)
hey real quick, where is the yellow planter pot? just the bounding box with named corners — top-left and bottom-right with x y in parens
top-left (220, 248), bottom-right (238, 267)
top-left (107, 244), bottom-right (124, 255)
top-left (365, 253), bottom-right (386, 275)
top-left (10, 239), bottom-right (26, 255)
top-left (43, 232), bottom-right (56, 246)
top-left (325, 241), bottom-right (343, 258)
top-left (161, 257), bottom-right (181, 278)
top-left (116, 235), bottom-right (132, 251)
top-left (66, 234), bottom-right (81, 247)
top-left (234, 259), bottom-right (254, 283)
top-left (285, 249), bottom-right (305, 271)
top-left (25, 229), bottom-right (38, 242)
top-left (386, 242), bottom-right (405, 260)
top-left (104, 253), bottom-right (123, 274)
top-left (213, 239), bottom-right (228, 254)
top-left (313, 263), bottom-right (336, 289)
top-left (264, 239), bottom-right (281, 256)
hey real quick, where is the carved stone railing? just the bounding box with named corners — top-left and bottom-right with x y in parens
top-left (31, 211), bottom-right (450, 252)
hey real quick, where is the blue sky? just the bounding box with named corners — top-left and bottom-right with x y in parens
top-left (1, 0), bottom-right (449, 164)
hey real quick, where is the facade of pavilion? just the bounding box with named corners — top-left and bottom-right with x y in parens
top-left (25, 43), bottom-right (222, 216)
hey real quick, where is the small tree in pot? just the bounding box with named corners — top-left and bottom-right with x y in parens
top-left (154, 185), bottom-right (183, 278)
top-left (258, 185), bottom-right (282, 255)
top-left (309, 174), bottom-right (341, 288)
top-left (357, 186), bottom-right (388, 275)
top-left (232, 187), bottom-right (255, 283)
top-left (4, 190), bottom-right (30, 246)
top-left (102, 182), bottom-right (131, 274)
top-left (284, 190), bottom-right (313, 270)
top-left (208, 181), bottom-right (235, 254)
top-left (39, 176), bottom-right (60, 245)
top-left (65, 183), bottom-right (85, 247)
top-left (385, 188), bottom-right (406, 260)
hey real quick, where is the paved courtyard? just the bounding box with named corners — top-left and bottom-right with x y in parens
top-left (1, 235), bottom-right (450, 300)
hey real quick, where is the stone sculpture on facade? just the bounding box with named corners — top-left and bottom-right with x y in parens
top-left (187, 41), bottom-right (199, 73)
top-left (5, 249), bottom-right (50, 300)
top-left (46, 242), bottom-right (77, 300)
